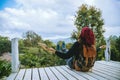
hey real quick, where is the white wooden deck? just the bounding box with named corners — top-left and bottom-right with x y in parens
top-left (7, 61), bottom-right (120, 80)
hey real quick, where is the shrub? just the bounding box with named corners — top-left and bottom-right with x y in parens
top-left (19, 47), bottom-right (66, 68)
top-left (0, 60), bottom-right (11, 78)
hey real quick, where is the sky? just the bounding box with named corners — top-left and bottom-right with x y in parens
top-left (0, 0), bottom-right (120, 40)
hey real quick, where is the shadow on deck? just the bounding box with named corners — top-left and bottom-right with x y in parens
top-left (7, 61), bottom-right (120, 80)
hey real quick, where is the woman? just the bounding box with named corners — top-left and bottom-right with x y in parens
top-left (51, 27), bottom-right (103, 71)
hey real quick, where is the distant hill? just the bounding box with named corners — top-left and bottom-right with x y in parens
top-left (50, 37), bottom-right (76, 44)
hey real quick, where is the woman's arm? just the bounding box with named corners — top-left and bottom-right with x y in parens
top-left (55, 42), bottom-right (79, 59)
top-left (97, 45), bottom-right (106, 52)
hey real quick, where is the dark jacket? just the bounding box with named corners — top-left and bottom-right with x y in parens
top-left (55, 41), bottom-right (100, 59)
top-left (55, 42), bottom-right (82, 59)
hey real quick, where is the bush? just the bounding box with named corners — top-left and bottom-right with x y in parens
top-left (0, 37), bottom-right (11, 55)
top-left (19, 47), bottom-right (66, 68)
top-left (0, 60), bottom-right (11, 78)
top-left (110, 36), bottom-right (120, 61)
top-left (97, 49), bottom-right (105, 60)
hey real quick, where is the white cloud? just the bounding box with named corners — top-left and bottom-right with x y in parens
top-left (43, 35), bottom-right (70, 40)
top-left (0, 0), bottom-right (120, 40)
top-left (94, 0), bottom-right (120, 26)
top-left (104, 26), bottom-right (120, 38)
top-left (85, 0), bottom-right (95, 5)
top-left (0, 30), bottom-right (22, 40)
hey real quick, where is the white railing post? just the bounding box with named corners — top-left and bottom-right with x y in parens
top-left (11, 38), bottom-right (19, 72)
top-left (105, 38), bottom-right (111, 61)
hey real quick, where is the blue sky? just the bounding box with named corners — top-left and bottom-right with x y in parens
top-left (0, 0), bottom-right (120, 40)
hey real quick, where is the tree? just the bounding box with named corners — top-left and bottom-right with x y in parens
top-left (110, 36), bottom-right (120, 61)
top-left (66, 43), bottom-right (73, 49)
top-left (43, 40), bottom-right (55, 48)
top-left (0, 36), bottom-right (11, 55)
top-left (23, 31), bottom-right (42, 47)
top-left (72, 4), bottom-right (105, 47)
top-left (115, 36), bottom-right (120, 52)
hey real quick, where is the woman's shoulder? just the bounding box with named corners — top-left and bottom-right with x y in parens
top-left (74, 41), bottom-right (82, 46)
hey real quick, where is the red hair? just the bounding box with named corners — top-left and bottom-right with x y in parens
top-left (80, 27), bottom-right (95, 45)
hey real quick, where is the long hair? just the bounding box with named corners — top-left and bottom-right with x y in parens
top-left (79, 27), bottom-right (95, 46)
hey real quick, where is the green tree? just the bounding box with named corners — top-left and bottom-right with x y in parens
top-left (43, 40), bottom-right (55, 48)
top-left (0, 36), bottom-right (11, 55)
top-left (110, 36), bottom-right (120, 61)
top-left (23, 31), bottom-right (42, 47)
top-left (72, 4), bottom-right (105, 47)
top-left (115, 36), bottom-right (120, 52)
top-left (66, 43), bottom-right (73, 49)
top-left (0, 60), bottom-right (11, 78)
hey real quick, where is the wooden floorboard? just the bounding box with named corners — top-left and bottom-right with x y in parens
top-left (15, 69), bottom-right (26, 80)
top-left (7, 61), bottom-right (120, 80)
top-left (39, 68), bottom-right (49, 80)
top-left (55, 66), bottom-right (77, 80)
top-left (49, 67), bottom-right (68, 80)
top-left (23, 69), bottom-right (32, 80)
top-left (44, 67), bottom-right (58, 80)
top-left (32, 68), bottom-right (40, 80)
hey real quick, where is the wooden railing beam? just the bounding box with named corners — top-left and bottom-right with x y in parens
top-left (11, 38), bottom-right (19, 72)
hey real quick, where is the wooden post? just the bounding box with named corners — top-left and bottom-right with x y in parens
top-left (11, 38), bottom-right (19, 72)
top-left (105, 38), bottom-right (111, 61)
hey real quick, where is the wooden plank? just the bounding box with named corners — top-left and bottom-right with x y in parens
top-left (55, 66), bottom-right (77, 80)
top-left (97, 61), bottom-right (120, 69)
top-left (94, 63), bottom-right (120, 76)
top-left (65, 66), bottom-right (98, 80)
top-left (96, 61), bottom-right (120, 69)
top-left (85, 72), bottom-right (108, 80)
top-left (49, 66), bottom-right (67, 80)
top-left (95, 62), bottom-right (120, 72)
top-left (93, 68), bottom-right (119, 80)
top-left (23, 69), bottom-right (32, 80)
top-left (7, 73), bottom-right (17, 80)
top-left (44, 67), bottom-right (58, 80)
top-left (110, 61), bottom-right (120, 64)
top-left (32, 68), bottom-right (40, 80)
top-left (61, 66), bottom-right (87, 80)
top-left (38, 68), bottom-right (49, 80)
top-left (7, 61), bottom-right (120, 80)
top-left (93, 66), bottom-right (120, 79)
top-left (15, 69), bottom-right (26, 80)
top-left (92, 69), bottom-right (118, 80)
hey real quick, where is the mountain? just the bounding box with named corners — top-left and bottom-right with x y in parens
top-left (50, 37), bottom-right (76, 44)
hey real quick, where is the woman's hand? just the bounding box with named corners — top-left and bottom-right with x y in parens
top-left (49, 48), bottom-right (56, 54)
top-left (99, 45), bottom-right (106, 49)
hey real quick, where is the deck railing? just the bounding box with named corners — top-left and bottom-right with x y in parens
top-left (11, 38), bottom-right (19, 73)
top-left (10, 38), bottom-right (111, 73)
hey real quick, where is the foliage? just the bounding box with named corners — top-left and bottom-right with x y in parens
top-left (0, 36), bottom-right (11, 55)
top-left (20, 46), bottom-right (66, 68)
top-left (66, 43), bottom-right (73, 49)
top-left (23, 31), bottom-right (42, 47)
top-left (111, 46), bottom-right (120, 61)
top-left (19, 31), bottom-right (66, 68)
top-left (19, 39), bottom-right (25, 53)
top-left (110, 36), bottom-right (120, 61)
top-left (72, 4), bottom-right (105, 47)
top-left (43, 40), bottom-right (55, 48)
top-left (115, 36), bottom-right (120, 52)
top-left (0, 60), bottom-right (11, 78)
top-left (97, 49), bottom-right (105, 60)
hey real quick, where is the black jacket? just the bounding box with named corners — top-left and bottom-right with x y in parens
top-left (55, 42), bottom-right (82, 59)
top-left (55, 41), bottom-right (100, 59)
